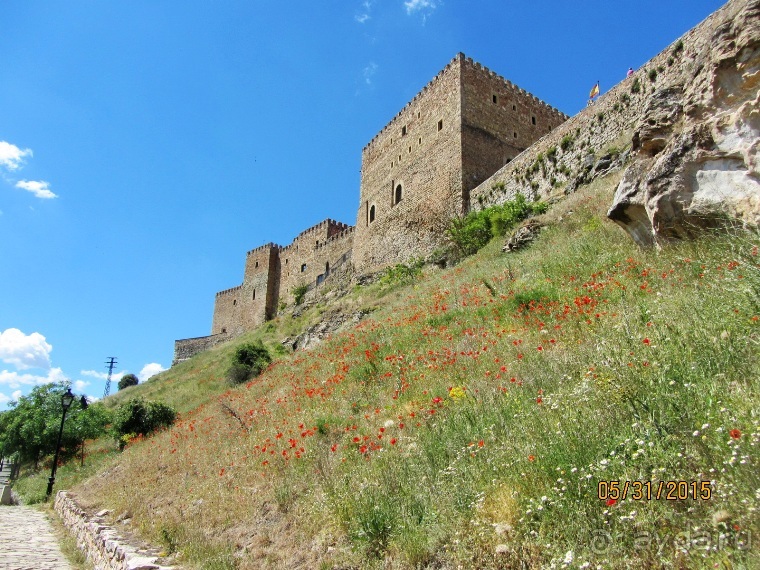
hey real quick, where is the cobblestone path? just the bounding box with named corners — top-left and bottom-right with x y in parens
top-left (0, 505), bottom-right (71, 570)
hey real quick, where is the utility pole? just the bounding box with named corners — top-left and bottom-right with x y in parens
top-left (103, 357), bottom-right (118, 398)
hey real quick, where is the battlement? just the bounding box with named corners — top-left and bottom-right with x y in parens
top-left (315, 226), bottom-right (355, 250)
top-left (363, 52), bottom-right (463, 152)
top-left (460, 56), bottom-right (569, 120)
top-left (246, 242), bottom-right (279, 257)
top-left (362, 52), bottom-right (570, 155)
top-left (293, 218), bottom-right (350, 241)
top-left (216, 285), bottom-right (242, 297)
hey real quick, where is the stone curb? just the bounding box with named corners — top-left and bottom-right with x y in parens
top-left (54, 491), bottom-right (180, 570)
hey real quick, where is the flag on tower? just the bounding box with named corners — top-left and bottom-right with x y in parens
top-left (589, 82), bottom-right (600, 99)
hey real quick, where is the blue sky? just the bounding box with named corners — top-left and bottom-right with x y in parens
top-left (0, 0), bottom-right (726, 409)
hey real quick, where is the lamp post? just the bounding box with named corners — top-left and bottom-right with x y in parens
top-left (46, 387), bottom-right (75, 499)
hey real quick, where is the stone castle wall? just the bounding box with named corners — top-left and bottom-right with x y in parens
top-left (351, 54), bottom-right (464, 273)
top-left (351, 53), bottom-right (568, 274)
top-left (460, 57), bottom-right (568, 207)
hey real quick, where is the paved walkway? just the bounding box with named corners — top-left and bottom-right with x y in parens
top-left (0, 505), bottom-right (72, 570)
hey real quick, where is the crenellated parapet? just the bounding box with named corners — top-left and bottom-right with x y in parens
top-left (315, 226), bottom-right (355, 250)
top-left (215, 285), bottom-right (243, 297)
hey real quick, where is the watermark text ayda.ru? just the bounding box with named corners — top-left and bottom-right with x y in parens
top-left (589, 525), bottom-right (751, 555)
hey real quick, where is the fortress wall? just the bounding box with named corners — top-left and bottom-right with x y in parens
top-left (470, 1), bottom-right (729, 209)
top-left (278, 220), bottom-right (353, 305)
top-left (173, 333), bottom-right (229, 366)
top-left (353, 54), bottom-right (465, 273)
top-left (460, 58), bottom-right (569, 204)
top-left (211, 285), bottom-right (244, 335)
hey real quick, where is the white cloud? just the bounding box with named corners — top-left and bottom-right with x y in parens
top-left (11, 390), bottom-right (22, 400)
top-left (0, 141), bottom-right (32, 172)
top-left (404, 0), bottom-right (437, 16)
top-left (0, 328), bottom-right (53, 370)
top-left (0, 367), bottom-right (68, 389)
top-left (363, 62), bottom-right (378, 85)
top-left (139, 363), bottom-right (166, 381)
top-left (0, 392), bottom-right (9, 404)
top-left (15, 180), bottom-right (57, 199)
top-left (74, 380), bottom-right (90, 392)
top-left (355, 0), bottom-right (373, 23)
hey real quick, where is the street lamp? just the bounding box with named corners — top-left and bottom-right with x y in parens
top-left (46, 387), bottom-right (75, 499)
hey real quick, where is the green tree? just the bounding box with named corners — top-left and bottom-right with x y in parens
top-left (118, 373), bottom-right (139, 391)
top-left (0, 383), bottom-right (105, 469)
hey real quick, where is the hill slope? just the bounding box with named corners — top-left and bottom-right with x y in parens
top-left (48, 168), bottom-right (760, 569)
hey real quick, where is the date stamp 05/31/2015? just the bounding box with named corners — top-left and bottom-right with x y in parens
top-left (598, 480), bottom-right (712, 502)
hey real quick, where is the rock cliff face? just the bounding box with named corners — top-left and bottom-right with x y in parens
top-left (608, 0), bottom-right (760, 246)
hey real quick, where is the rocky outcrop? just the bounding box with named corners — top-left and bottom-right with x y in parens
top-left (608, 0), bottom-right (760, 246)
top-left (503, 220), bottom-right (544, 253)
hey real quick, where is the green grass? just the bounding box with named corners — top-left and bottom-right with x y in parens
top-left (12, 171), bottom-right (760, 569)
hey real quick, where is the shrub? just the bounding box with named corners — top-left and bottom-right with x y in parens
top-left (226, 341), bottom-right (272, 385)
top-left (648, 68), bottom-right (658, 82)
top-left (118, 373), bottom-right (139, 391)
top-left (672, 39), bottom-right (684, 56)
top-left (380, 260), bottom-right (423, 286)
top-left (112, 398), bottom-right (176, 448)
top-left (559, 134), bottom-right (574, 151)
top-left (446, 194), bottom-right (547, 257)
top-left (292, 285), bottom-right (308, 305)
top-left (631, 77), bottom-right (641, 94)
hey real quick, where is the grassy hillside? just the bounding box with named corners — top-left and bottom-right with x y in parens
top-left (18, 170), bottom-right (760, 569)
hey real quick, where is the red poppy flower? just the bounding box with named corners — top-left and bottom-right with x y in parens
top-left (730, 429), bottom-right (741, 440)
top-left (478, 440), bottom-right (485, 447)
top-left (528, 455), bottom-right (535, 462)
top-left (643, 338), bottom-right (651, 345)
top-left (536, 397), bottom-right (543, 404)
top-left (390, 438), bottom-right (397, 445)
top-left (606, 499), bottom-right (617, 507)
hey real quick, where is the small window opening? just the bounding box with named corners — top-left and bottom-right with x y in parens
top-left (437, 119), bottom-right (443, 131)
top-left (286, 258), bottom-right (288, 264)
top-left (531, 116), bottom-right (536, 125)
top-left (418, 137), bottom-right (422, 145)
top-left (255, 261), bottom-right (259, 268)
top-left (401, 125), bottom-right (407, 136)
top-left (221, 327), bottom-right (227, 333)
top-left (315, 240), bottom-right (319, 246)
top-left (301, 263), bottom-right (307, 273)
top-left (253, 289), bottom-right (256, 300)
top-left (417, 111), bottom-right (420, 118)
top-left (398, 154), bottom-right (401, 162)
top-left (369, 204), bottom-right (376, 223)
top-left (505, 157), bottom-right (512, 164)
top-left (512, 104), bottom-right (516, 111)
top-left (513, 131), bottom-right (518, 138)
top-left (325, 261), bottom-right (330, 275)
top-left (492, 94), bottom-right (498, 104)
top-left (394, 184), bottom-right (403, 205)
top-left (408, 146), bottom-right (411, 153)
top-left (233, 299), bottom-right (237, 306)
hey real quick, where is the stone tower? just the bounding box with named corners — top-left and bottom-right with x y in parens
top-left (352, 53), bottom-right (568, 273)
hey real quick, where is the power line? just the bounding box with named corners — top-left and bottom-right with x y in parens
top-left (103, 357), bottom-right (118, 398)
